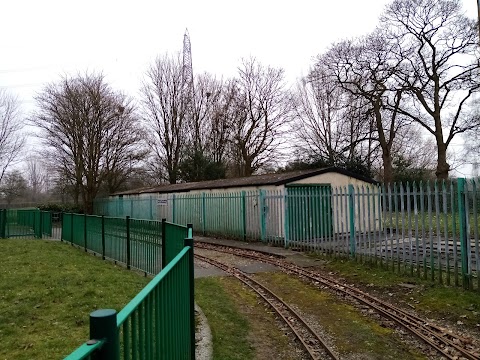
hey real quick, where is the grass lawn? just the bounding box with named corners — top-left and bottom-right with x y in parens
top-left (0, 239), bottom-right (150, 360)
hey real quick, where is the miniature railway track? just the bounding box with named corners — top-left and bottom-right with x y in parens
top-left (195, 242), bottom-right (480, 360)
top-left (195, 253), bottom-right (339, 360)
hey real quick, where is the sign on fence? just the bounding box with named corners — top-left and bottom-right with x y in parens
top-left (157, 199), bottom-right (168, 206)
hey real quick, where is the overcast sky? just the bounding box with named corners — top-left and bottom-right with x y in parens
top-left (1, 0), bottom-right (478, 173)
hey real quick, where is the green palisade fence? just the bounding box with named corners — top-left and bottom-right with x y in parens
top-left (94, 179), bottom-right (479, 290)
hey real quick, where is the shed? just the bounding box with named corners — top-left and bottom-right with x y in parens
top-left (95, 167), bottom-right (380, 247)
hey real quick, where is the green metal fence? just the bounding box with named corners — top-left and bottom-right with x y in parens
top-left (61, 214), bottom-right (176, 275)
top-left (64, 228), bottom-right (195, 360)
top-left (95, 179), bottom-right (479, 290)
top-left (0, 209), bottom-right (53, 239)
top-left (63, 214), bottom-right (194, 359)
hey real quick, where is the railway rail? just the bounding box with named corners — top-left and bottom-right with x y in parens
top-left (195, 253), bottom-right (339, 360)
top-left (195, 242), bottom-right (480, 360)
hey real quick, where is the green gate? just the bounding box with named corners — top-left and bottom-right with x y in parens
top-left (286, 185), bottom-right (333, 242)
top-left (0, 209), bottom-right (53, 238)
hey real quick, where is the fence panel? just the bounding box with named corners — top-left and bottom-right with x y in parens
top-left (86, 216), bottom-right (103, 255)
top-left (104, 217), bottom-right (128, 265)
top-left (117, 247), bottom-right (192, 360)
top-left (92, 179), bottom-right (478, 289)
top-left (130, 218), bottom-right (163, 275)
top-left (163, 222), bottom-right (188, 265)
top-left (41, 211), bottom-right (53, 237)
top-left (64, 221), bottom-right (194, 360)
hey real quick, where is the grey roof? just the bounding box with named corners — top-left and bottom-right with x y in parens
top-left (112, 167), bottom-right (377, 196)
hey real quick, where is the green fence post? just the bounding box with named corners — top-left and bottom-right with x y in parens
top-left (202, 193), bottom-right (206, 236)
top-left (348, 185), bottom-right (356, 258)
top-left (0, 209), bottom-right (6, 239)
top-left (90, 309), bottom-right (119, 360)
top-left (39, 210), bottom-right (43, 239)
top-left (70, 213), bottom-right (74, 246)
top-left (126, 216), bottom-right (131, 270)
top-left (161, 218), bottom-right (166, 269)
top-left (457, 178), bottom-right (470, 289)
top-left (60, 212), bottom-right (63, 242)
top-left (149, 196), bottom-right (153, 220)
top-left (260, 190), bottom-right (266, 242)
top-left (284, 191), bottom-right (289, 248)
top-left (101, 215), bottom-right (106, 260)
top-left (184, 233), bottom-right (195, 360)
top-left (242, 191), bottom-right (247, 241)
top-left (84, 213), bottom-right (87, 252)
top-left (172, 194), bottom-right (176, 223)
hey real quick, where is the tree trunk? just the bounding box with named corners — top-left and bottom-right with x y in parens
top-left (382, 151), bottom-right (393, 186)
top-left (243, 158), bottom-right (253, 177)
top-left (435, 141), bottom-right (450, 180)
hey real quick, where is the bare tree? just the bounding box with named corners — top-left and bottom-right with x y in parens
top-left (178, 73), bottom-right (231, 182)
top-left (382, 0), bottom-right (480, 180)
top-left (141, 53), bottom-right (186, 184)
top-left (24, 156), bottom-right (48, 202)
top-left (229, 58), bottom-right (291, 176)
top-left (0, 89), bottom-right (25, 183)
top-left (292, 73), bottom-right (347, 165)
top-left (101, 103), bottom-right (147, 194)
top-left (31, 73), bottom-right (144, 213)
top-left (1, 170), bottom-right (27, 206)
top-left (319, 31), bottom-right (412, 184)
top-left (208, 79), bottom-right (236, 164)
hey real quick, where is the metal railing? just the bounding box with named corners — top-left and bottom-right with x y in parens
top-left (63, 217), bottom-right (194, 359)
top-left (0, 209), bottom-right (54, 239)
top-left (61, 214), bottom-right (188, 276)
top-left (95, 179), bottom-right (480, 290)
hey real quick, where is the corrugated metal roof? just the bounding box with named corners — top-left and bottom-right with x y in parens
top-left (112, 167), bottom-right (377, 196)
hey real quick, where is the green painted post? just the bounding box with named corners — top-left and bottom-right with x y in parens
top-left (32, 210), bottom-right (36, 238)
top-left (161, 218), bottom-right (166, 269)
top-left (260, 190), bottom-right (266, 242)
top-left (202, 193), bottom-right (206, 236)
top-left (39, 210), bottom-right (43, 239)
top-left (457, 178), bottom-right (470, 289)
top-left (242, 191), bottom-right (247, 241)
top-left (0, 210), bottom-right (5, 238)
top-left (172, 194), bottom-right (176, 223)
top-left (126, 216), bottom-right (131, 270)
top-left (84, 213), bottom-right (87, 252)
top-left (187, 223), bottom-right (193, 238)
top-left (149, 196), bottom-right (153, 220)
top-left (284, 190), bottom-right (289, 248)
top-left (101, 216), bottom-right (106, 260)
top-left (348, 185), bottom-right (356, 258)
top-left (70, 213), bottom-right (74, 245)
top-left (90, 309), bottom-right (119, 360)
top-left (184, 235), bottom-right (195, 360)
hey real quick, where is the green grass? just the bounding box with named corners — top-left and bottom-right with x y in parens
top-left (0, 239), bottom-right (150, 360)
top-left (314, 256), bottom-right (480, 328)
top-left (195, 277), bottom-right (254, 360)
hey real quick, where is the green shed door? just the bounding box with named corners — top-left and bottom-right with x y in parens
top-left (286, 185), bottom-right (332, 242)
